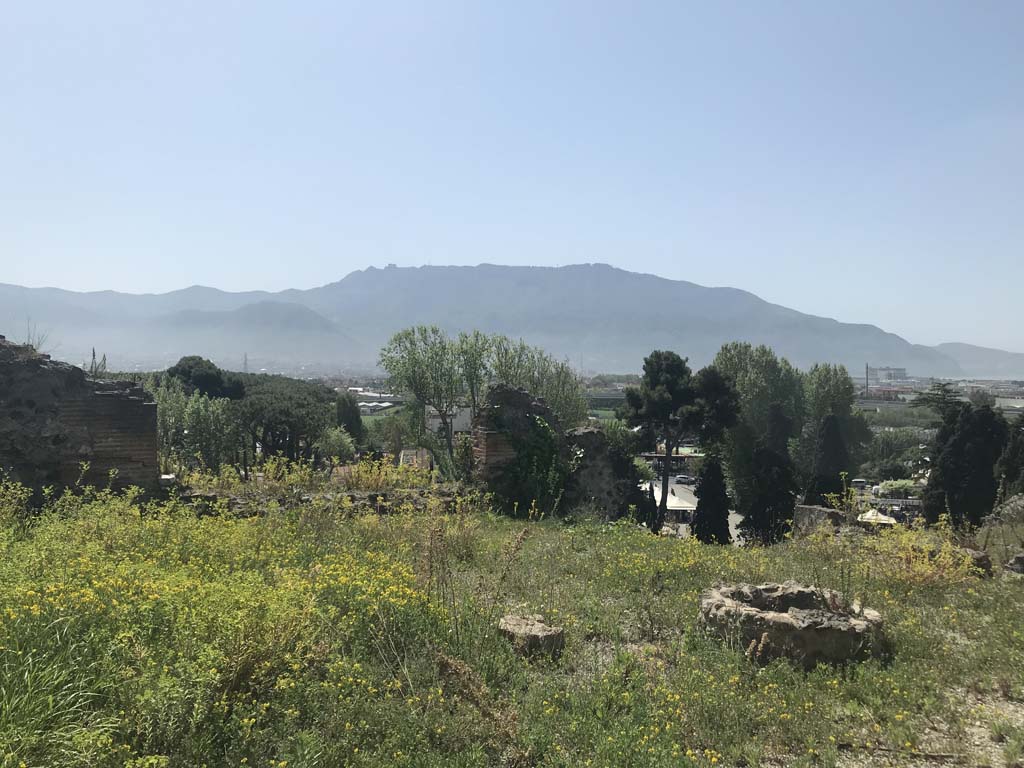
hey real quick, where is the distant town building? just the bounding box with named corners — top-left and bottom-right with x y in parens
top-left (426, 406), bottom-right (474, 435)
top-left (867, 366), bottom-right (908, 384)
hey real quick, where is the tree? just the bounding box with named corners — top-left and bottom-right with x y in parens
top-left (923, 405), bottom-right (1008, 527)
top-left (314, 426), bottom-right (356, 474)
top-left (623, 352), bottom-right (738, 532)
top-left (692, 457), bottom-right (732, 545)
top-left (998, 414), bottom-right (1024, 500)
top-left (795, 363), bottom-right (867, 481)
top-left (912, 383), bottom-right (965, 426)
top-left (712, 343), bottom-right (803, 517)
top-left (489, 334), bottom-right (588, 427)
top-left (623, 351), bottom-right (695, 531)
top-left (803, 414), bottom-right (849, 506)
top-left (739, 403), bottom-right (799, 544)
top-left (456, 330), bottom-right (492, 417)
top-left (167, 356), bottom-right (245, 399)
top-left (712, 343), bottom-right (804, 438)
top-left (335, 391), bottom-right (365, 442)
top-left (742, 445), bottom-right (799, 544)
top-left (968, 390), bottom-right (996, 408)
top-left (367, 408), bottom-right (419, 465)
top-left (379, 326), bottom-right (464, 467)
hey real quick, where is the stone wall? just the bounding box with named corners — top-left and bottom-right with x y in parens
top-left (472, 384), bottom-right (563, 482)
top-left (0, 336), bottom-right (158, 493)
top-left (564, 426), bottom-right (642, 518)
top-left (472, 385), bottom-right (641, 518)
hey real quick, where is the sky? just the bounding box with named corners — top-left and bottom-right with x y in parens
top-left (1, 1), bottom-right (1022, 351)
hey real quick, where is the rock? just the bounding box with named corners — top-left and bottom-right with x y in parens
top-left (699, 581), bottom-right (887, 669)
top-left (791, 505), bottom-right (854, 539)
top-left (498, 614), bottom-right (565, 658)
top-left (961, 548), bottom-right (993, 578)
top-left (1004, 553), bottom-right (1024, 574)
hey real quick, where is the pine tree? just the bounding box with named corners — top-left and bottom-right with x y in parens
top-left (692, 456), bottom-right (732, 545)
top-left (803, 414), bottom-right (849, 506)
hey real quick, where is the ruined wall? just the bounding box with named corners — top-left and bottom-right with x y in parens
top-left (564, 426), bottom-right (641, 518)
top-left (472, 386), bottom-right (640, 518)
top-left (0, 336), bottom-right (158, 493)
top-left (472, 385), bottom-right (561, 482)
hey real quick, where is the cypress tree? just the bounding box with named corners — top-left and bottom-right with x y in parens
top-left (740, 404), bottom-right (799, 544)
top-left (692, 456), bottom-right (732, 545)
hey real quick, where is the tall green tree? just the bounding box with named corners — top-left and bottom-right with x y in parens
top-left (923, 405), bottom-right (1008, 527)
top-left (794, 363), bottom-right (867, 481)
top-left (998, 414), bottom-right (1024, 500)
top-left (740, 404), bottom-right (799, 544)
top-left (489, 334), bottom-right (587, 427)
top-left (713, 343), bottom-right (803, 517)
top-left (803, 414), bottom-right (849, 506)
top-left (912, 382), bottom-right (966, 426)
top-left (335, 391), bottom-right (365, 442)
top-left (692, 457), bottom-right (732, 545)
top-left (456, 330), bottom-right (492, 417)
top-left (623, 351), bottom-right (694, 531)
top-left (379, 326), bottom-right (464, 467)
top-left (623, 352), bottom-right (738, 532)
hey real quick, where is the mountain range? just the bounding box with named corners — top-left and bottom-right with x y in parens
top-left (1, 264), bottom-right (1021, 379)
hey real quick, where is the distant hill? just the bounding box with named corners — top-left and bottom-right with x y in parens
top-left (933, 343), bottom-right (1024, 380)
top-left (0, 264), bottom-right (1014, 377)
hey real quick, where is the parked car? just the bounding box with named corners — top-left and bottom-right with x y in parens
top-left (674, 474), bottom-right (694, 485)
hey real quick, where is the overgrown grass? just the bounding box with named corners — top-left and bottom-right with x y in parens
top-left (2, 477), bottom-right (1023, 767)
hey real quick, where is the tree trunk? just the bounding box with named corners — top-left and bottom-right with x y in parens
top-left (656, 438), bottom-right (674, 533)
top-left (440, 415), bottom-right (455, 469)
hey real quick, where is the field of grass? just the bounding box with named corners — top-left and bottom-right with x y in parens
top-left (2, 467), bottom-right (1024, 767)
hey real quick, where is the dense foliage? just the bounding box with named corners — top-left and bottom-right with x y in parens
top-left (691, 457), bottom-right (731, 545)
top-left (3, 476), bottom-right (1024, 767)
top-left (141, 359), bottom-right (348, 474)
top-left (379, 327), bottom-right (589, 476)
top-left (622, 352), bottom-right (738, 531)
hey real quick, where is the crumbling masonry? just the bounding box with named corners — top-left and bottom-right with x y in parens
top-left (0, 336), bottom-right (158, 493)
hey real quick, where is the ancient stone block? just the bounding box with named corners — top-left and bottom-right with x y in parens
top-left (498, 614), bottom-right (565, 658)
top-left (699, 581), bottom-right (887, 669)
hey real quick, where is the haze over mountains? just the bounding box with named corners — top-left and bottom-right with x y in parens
top-left (1, 264), bottom-right (1021, 378)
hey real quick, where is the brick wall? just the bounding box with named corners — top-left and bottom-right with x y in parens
top-left (472, 428), bottom-right (516, 480)
top-left (57, 390), bottom-right (158, 489)
top-left (0, 336), bottom-right (159, 492)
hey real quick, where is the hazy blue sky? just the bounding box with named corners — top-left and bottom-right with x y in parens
top-left (2, 2), bottom-right (1021, 350)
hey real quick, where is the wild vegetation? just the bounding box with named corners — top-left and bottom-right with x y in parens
top-left (4, 330), bottom-right (1024, 766)
top-left (2, 467), bottom-right (1024, 768)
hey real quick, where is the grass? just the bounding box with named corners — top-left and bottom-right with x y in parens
top-left (2, 469), bottom-right (1023, 767)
